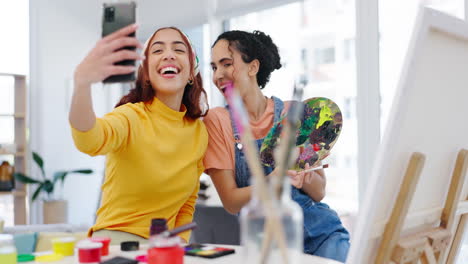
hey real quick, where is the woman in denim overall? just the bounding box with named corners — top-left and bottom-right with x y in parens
top-left (206, 30), bottom-right (350, 262)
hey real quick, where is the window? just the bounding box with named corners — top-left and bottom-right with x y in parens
top-left (229, 0), bottom-right (358, 216)
top-left (343, 38), bottom-right (355, 62)
top-left (314, 47), bottom-right (335, 65)
top-left (379, 0), bottom-right (464, 133)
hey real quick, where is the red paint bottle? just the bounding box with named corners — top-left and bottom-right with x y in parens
top-left (147, 218), bottom-right (184, 264)
top-left (76, 240), bottom-right (102, 264)
top-left (89, 237), bottom-right (111, 256)
top-left (148, 244), bottom-right (184, 264)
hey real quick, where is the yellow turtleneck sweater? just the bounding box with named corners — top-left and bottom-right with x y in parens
top-left (71, 97), bottom-right (207, 242)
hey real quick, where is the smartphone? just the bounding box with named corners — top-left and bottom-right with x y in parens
top-left (184, 243), bottom-right (236, 258)
top-left (102, 2), bottom-right (137, 83)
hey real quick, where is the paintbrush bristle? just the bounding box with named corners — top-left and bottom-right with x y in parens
top-left (225, 81), bottom-right (234, 97)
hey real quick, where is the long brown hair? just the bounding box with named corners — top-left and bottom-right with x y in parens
top-left (115, 27), bottom-right (208, 119)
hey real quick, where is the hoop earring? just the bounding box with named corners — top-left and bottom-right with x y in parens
top-left (188, 79), bottom-right (194, 85)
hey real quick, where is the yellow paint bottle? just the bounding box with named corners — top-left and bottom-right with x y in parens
top-left (52, 237), bottom-right (76, 256)
top-left (0, 234), bottom-right (17, 264)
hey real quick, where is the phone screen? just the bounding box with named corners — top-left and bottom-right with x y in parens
top-left (102, 2), bottom-right (137, 83)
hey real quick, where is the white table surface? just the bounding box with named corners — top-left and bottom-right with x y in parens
top-left (25, 244), bottom-right (342, 264)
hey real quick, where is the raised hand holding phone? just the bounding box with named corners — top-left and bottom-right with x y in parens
top-left (74, 24), bottom-right (143, 87)
top-left (102, 2), bottom-right (138, 83)
top-left (70, 23), bottom-right (143, 132)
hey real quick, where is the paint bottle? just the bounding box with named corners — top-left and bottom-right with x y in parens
top-left (89, 237), bottom-right (111, 256)
top-left (148, 218), bottom-right (184, 264)
top-left (52, 236), bottom-right (76, 256)
top-left (0, 234), bottom-right (17, 264)
top-left (150, 218), bottom-right (168, 236)
top-left (76, 240), bottom-right (102, 264)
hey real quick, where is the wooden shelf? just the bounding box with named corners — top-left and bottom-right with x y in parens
top-left (0, 190), bottom-right (26, 197)
top-left (0, 113), bottom-right (25, 118)
top-left (0, 74), bottom-right (28, 224)
top-left (0, 152), bottom-right (25, 157)
top-left (0, 73), bottom-right (26, 78)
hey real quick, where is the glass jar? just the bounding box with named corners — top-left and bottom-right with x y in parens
top-left (0, 161), bottom-right (14, 191)
top-left (240, 178), bottom-right (303, 264)
top-left (0, 234), bottom-right (17, 264)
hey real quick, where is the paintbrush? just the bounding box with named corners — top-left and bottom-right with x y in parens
top-left (273, 83), bottom-right (305, 198)
top-left (301, 163), bottom-right (329, 173)
top-left (224, 82), bottom-right (289, 264)
top-left (259, 82), bottom-right (305, 262)
top-left (160, 222), bottom-right (197, 238)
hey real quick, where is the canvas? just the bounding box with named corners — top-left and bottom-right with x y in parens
top-left (348, 7), bottom-right (468, 263)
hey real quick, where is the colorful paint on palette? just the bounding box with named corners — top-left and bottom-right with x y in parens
top-left (259, 115), bottom-right (285, 168)
top-left (260, 97), bottom-right (343, 170)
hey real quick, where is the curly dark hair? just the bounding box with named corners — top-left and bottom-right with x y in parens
top-left (213, 30), bottom-right (281, 89)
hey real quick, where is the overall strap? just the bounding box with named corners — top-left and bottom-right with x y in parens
top-left (226, 96), bottom-right (284, 147)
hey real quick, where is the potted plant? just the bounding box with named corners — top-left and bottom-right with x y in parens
top-left (14, 151), bottom-right (93, 224)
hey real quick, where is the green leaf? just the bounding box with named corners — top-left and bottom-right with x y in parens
top-left (32, 152), bottom-right (46, 179)
top-left (31, 185), bottom-right (44, 201)
top-left (71, 169), bottom-right (93, 174)
top-left (14, 172), bottom-right (42, 184)
top-left (43, 180), bottom-right (54, 194)
top-left (53, 171), bottom-right (67, 185)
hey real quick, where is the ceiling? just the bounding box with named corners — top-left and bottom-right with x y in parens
top-left (134, 0), bottom-right (300, 37)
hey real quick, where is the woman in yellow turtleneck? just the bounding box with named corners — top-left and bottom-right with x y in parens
top-left (69, 24), bottom-right (208, 244)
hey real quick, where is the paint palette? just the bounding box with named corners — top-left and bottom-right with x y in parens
top-left (260, 97), bottom-right (343, 170)
top-left (184, 243), bottom-right (235, 258)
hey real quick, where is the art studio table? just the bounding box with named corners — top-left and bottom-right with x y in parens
top-left (24, 244), bottom-right (342, 264)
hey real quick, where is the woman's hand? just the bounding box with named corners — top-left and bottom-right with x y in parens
top-left (287, 169), bottom-right (305, 189)
top-left (301, 162), bottom-right (327, 202)
top-left (74, 24), bottom-right (144, 87)
top-left (287, 163), bottom-right (320, 189)
top-left (286, 163), bottom-right (309, 189)
top-left (70, 24), bottom-right (144, 132)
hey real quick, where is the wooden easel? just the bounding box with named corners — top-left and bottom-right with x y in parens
top-left (446, 149), bottom-right (468, 264)
top-left (375, 149), bottom-right (468, 264)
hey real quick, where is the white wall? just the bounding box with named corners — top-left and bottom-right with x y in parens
top-left (29, 0), bottom-right (116, 225)
top-left (0, 1), bottom-right (29, 75)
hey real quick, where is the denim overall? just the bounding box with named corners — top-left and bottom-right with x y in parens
top-left (227, 97), bottom-right (350, 262)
